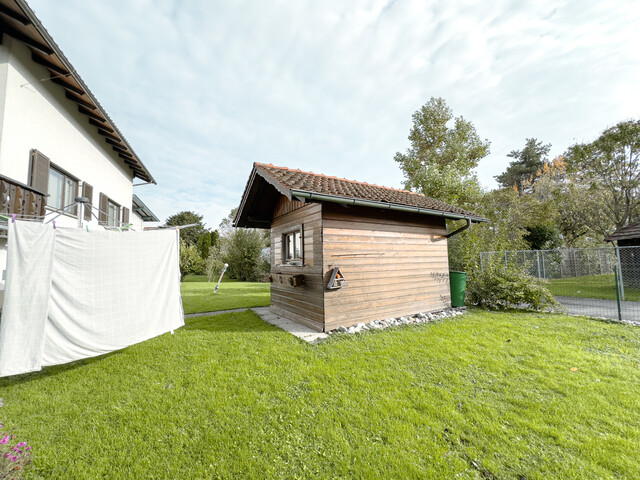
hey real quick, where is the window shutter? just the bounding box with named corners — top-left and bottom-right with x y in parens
top-left (122, 206), bottom-right (129, 225)
top-left (29, 149), bottom-right (50, 194)
top-left (98, 193), bottom-right (108, 225)
top-left (82, 182), bottom-right (93, 221)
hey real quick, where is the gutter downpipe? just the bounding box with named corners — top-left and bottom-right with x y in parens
top-left (291, 190), bottom-right (487, 224)
top-left (445, 218), bottom-right (471, 238)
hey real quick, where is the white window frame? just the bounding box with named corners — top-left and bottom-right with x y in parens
top-left (47, 164), bottom-right (78, 216)
top-left (107, 199), bottom-right (120, 227)
top-left (282, 225), bottom-right (303, 266)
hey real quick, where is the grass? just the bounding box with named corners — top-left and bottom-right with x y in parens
top-left (546, 274), bottom-right (640, 301)
top-left (180, 277), bottom-right (270, 314)
top-left (1, 309), bottom-right (640, 479)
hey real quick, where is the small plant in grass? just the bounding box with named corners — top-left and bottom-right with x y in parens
top-left (467, 262), bottom-right (560, 311)
top-left (0, 422), bottom-right (32, 479)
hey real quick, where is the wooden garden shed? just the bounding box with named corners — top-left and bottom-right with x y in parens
top-left (606, 221), bottom-right (640, 288)
top-left (234, 163), bottom-right (486, 332)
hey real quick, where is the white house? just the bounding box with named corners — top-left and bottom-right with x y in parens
top-left (0, 0), bottom-right (158, 291)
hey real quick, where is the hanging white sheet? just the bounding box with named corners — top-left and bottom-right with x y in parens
top-left (0, 221), bottom-right (184, 377)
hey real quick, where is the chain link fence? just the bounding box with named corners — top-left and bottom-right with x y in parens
top-left (479, 246), bottom-right (640, 323)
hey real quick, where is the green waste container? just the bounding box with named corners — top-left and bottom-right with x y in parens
top-left (449, 271), bottom-right (467, 307)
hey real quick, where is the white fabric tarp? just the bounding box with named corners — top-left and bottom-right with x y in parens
top-left (0, 221), bottom-right (184, 377)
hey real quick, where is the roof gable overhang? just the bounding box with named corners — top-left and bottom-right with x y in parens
top-left (234, 164), bottom-right (488, 228)
top-left (132, 194), bottom-right (159, 222)
top-left (0, 0), bottom-right (155, 183)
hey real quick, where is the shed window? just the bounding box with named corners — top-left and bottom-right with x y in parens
top-left (283, 227), bottom-right (303, 265)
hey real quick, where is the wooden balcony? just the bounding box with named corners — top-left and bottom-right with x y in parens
top-left (0, 174), bottom-right (47, 235)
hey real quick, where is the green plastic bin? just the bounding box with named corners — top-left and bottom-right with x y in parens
top-left (449, 271), bottom-right (467, 307)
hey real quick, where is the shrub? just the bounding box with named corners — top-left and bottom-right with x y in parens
top-left (223, 229), bottom-right (267, 282)
top-left (179, 241), bottom-right (206, 280)
top-left (466, 263), bottom-right (560, 311)
top-left (0, 422), bottom-right (32, 479)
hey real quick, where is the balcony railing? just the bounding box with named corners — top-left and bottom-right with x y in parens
top-left (0, 174), bottom-right (48, 235)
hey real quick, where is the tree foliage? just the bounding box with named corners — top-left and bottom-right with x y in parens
top-left (166, 211), bottom-right (208, 247)
top-left (223, 228), bottom-right (268, 282)
top-left (565, 119), bottom-right (640, 234)
top-left (495, 138), bottom-right (551, 193)
top-left (179, 240), bottom-right (206, 280)
top-left (394, 97), bottom-right (490, 208)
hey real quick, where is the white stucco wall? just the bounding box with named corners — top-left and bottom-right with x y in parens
top-left (0, 36), bottom-right (135, 229)
top-left (0, 35), bottom-right (147, 292)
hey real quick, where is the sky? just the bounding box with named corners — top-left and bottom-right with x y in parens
top-left (28, 0), bottom-right (640, 230)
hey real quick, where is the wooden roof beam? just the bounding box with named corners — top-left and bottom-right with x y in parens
top-left (31, 50), bottom-right (67, 75)
top-left (106, 139), bottom-right (131, 155)
top-left (67, 91), bottom-right (96, 110)
top-left (88, 117), bottom-right (113, 132)
top-left (97, 127), bottom-right (121, 142)
top-left (78, 104), bottom-right (105, 121)
top-left (119, 153), bottom-right (137, 163)
top-left (0, 4), bottom-right (31, 26)
top-left (50, 75), bottom-right (84, 95)
top-left (1, 25), bottom-right (52, 55)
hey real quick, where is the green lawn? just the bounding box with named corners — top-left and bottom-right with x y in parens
top-left (546, 274), bottom-right (640, 301)
top-left (180, 277), bottom-right (270, 314)
top-left (1, 309), bottom-right (639, 479)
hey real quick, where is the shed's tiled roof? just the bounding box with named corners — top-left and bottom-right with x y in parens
top-left (606, 220), bottom-right (640, 242)
top-left (254, 163), bottom-right (484, 220)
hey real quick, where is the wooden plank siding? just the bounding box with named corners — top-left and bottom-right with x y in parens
top-left (269, 201), bottom-right (325, 332)
top-left (322, 204), bottom-right (450, 330)
top-left (273, 195), bottom-right (306, 219)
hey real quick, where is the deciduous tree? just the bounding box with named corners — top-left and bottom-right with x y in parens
top-left (394, 97), bottom-right (490, 208)
top-left (166, 211), bottom-right (208, 247)
top-left (565, 120), bottom-right (640, 234)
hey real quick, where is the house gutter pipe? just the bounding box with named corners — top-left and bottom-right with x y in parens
top-left (290, 190), bottom-right (488, 223)
top-left (445, 218), bottom-right (471, 238)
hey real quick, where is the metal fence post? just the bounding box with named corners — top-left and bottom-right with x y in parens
top-left (541, 250), bottom-right (546, 279)
top-left (614, 265), bottom-right (622, 322)
top-left (536, 250), bottom-right (541, 278)
top-left (616, 246), bottom-right (625, 301)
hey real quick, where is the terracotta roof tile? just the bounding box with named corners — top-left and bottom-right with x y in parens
top-left (254, 163), bottom-right (483, 220)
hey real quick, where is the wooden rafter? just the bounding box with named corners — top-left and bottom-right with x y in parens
top-left (67, 91), bottom-right (96, 109)
top-left (31, 50), bottom-right (67, 75)
top-left (0, 25), bottom-right (52, 54)
top-left (50, 75), bottom-right (84, 95)
top-left (97, 127), bottom-right (120, 142)
top-left (0, 4), bottom-right (30, 26)
top-left (88, 117), bottom-right (113, 132)
top-left (78, 105), bottom-right (105, 122)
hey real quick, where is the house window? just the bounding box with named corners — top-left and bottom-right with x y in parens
top-left (283, 227), bottom-right (303, 265)
top-left (47, 165), bottom-right (78, 215)
top-left (107, 200), bottom-right (120, 227)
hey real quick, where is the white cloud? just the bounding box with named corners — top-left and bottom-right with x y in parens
top-left (28, 0), bottom-right (640, 227)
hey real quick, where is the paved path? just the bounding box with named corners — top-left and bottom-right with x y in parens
top-left (184, 308), bottom-right (248, 318)
top-left (251, 307), bottom-right (329, 343)
top-left (185, 307), bottom-right (329, 343)
top-left (556, 296), bottom-right (640, 324)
